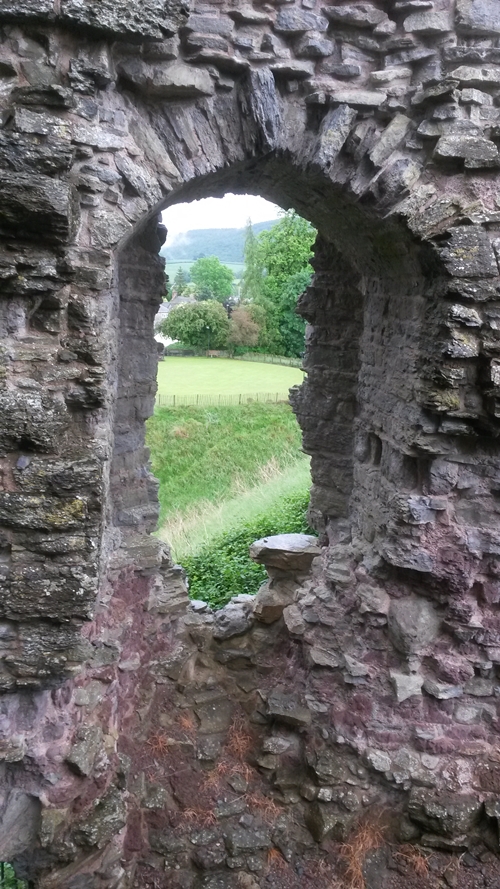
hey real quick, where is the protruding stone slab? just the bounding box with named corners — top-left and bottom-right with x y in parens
top-left (60, 0), bottom-right (188, 39)
top-left (116, 59), bottom-right (215, 97)
top-left (266, 690), bottom-right (311, 726)
top-left (249, 534), bottom-right (320, 572)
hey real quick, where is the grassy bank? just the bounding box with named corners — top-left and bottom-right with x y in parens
top-left (146, 402), bottom-right (304, 525)
top-left (160, 455), bottom-right (311, 560)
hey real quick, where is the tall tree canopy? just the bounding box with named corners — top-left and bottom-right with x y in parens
top-left (227, 306), bottom-right (261, 354)
top-left (190, 256), bottom-right (234, 303)
top-left (241, 219), bottom-right (264, 303)
top-left (173, 266), bottom-right (189, 295)
top-left (241, 210), bottom-right (316, 357)
top-left (159, 300), bottom-right (230, 350)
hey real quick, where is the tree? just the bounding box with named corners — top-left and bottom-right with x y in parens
top-left (256, 209), bottom-right (315, 298)
top-left (251, 210), bottom-right (315, 357)
top-left (159, 300), bottom-right (230, 351)
top-left (173, 266), bottom-right (189, 296)
top-left (277, 269), bottom-right (311, 357)
top-left (190, 256), bottom-right (234, 303)
top-left (227, 306), bottom-right (262, 354)
top-left (241, 219), bottom-right (264, 303)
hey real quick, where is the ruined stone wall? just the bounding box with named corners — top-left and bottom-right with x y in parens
top-left (2, 0), bottom-right (500, 886)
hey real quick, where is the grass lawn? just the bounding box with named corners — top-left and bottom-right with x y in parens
top-left (156, 357), bottom-right (304, 397)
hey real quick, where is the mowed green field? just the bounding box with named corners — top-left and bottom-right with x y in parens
top-left (156, 357), bottom-right (304, 396)
top-left (165, 260), bottom-right (244, 280)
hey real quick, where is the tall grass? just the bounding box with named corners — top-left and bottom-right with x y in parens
top-left (160, 455), bottom-right (311, 560)
top-left (146, 403), bottom-right (304, 524)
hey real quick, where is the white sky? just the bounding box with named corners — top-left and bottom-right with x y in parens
top-left (162, 193), bottom-right (281, 240)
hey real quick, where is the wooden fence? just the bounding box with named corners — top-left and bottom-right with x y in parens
top-left (156, 392), bottom-right (291, 407)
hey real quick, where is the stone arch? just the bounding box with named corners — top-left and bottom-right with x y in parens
top-left (2, 2), bottom-right (500, 886)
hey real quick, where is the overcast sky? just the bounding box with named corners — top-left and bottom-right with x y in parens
top-left (162, 193), bottom-right (281, 239)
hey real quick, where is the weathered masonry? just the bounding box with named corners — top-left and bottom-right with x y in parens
top-left (1, 0), bottom-right (500, 886)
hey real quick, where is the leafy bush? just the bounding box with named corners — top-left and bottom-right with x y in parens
top-left (182, 490), bottom-right (313, 609)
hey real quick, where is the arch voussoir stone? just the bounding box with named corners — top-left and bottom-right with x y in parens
top-left (1, 1), bottom-right (500, 886)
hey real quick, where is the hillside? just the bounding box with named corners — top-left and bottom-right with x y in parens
top-left (160, 219), bottom-right (278, 264)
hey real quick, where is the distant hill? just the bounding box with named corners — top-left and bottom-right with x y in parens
top-left (160, 219), bottom-right (278, 265)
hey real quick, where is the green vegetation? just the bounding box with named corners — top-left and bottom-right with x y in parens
top-left (181, 488), bottom-right (312, 608)
top-left (161, 455), bottom-right (311, 559)
top-left (160, 220), bottom-right (277, 265)
top-left (159, 301), bottom-right (230, 351)
top-left (155, 357), bottom-right (304, 397)
top-left (244, 210), bottom-right (316, 357)
top-left (190, 256), bottom-right (234, 303)
top-left (165, 260), bottom-right (244, 282)
top-left (173, 266), bottom-right (189, 294)
top-left (0, 863), bottom-right (26, 889)
top-left (146, 402), bottom-right (304, 524)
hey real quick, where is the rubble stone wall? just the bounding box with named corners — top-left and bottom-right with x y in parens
top-left (1, 0), bottom-right (500, 886)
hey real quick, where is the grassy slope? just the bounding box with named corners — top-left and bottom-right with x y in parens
top-left (160, 454), bottom-right (311, 559)
top-left (156, 357), bottom-right (304, 396)
top-left (146, 402), bottom-right (304, 524)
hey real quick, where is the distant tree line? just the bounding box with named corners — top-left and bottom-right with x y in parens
top-left (159, 211), bottom-right (316, 359)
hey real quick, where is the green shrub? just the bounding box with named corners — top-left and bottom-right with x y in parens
top-left (182, 490), bottom-right (313, 608)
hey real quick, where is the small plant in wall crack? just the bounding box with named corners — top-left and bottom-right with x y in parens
top-left (393, 843), bottom-right (431, 877)
top-left (146, 731), bottom-right (170, 757)
top-left (339, 817), bottom-right (386, 889)
top-left (225, 715), bottom-right (255, 761)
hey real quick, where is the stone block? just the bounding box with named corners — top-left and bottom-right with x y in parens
top-left (253, 579), bottom-right (296, 623)
top-left (388, 597), bottom-right (440, 655)
top-left (404, 11), bottom-right (453, 33)
top-left (456, 0), bottom-right (500, 36)
top-left (441, 226), bottom-right (499, 278)
top-left (283, 604), bottom-right (306, 635)
top-left (305, 802), bottom-right (352, 842)
top-left (223, 826), bottom-right (271, 855)
top-left (73, 789), bottom-right (127, 849)
top-left (0, 791), bottom-right (41, 859)
top-left (250, 534), bottom-right (320, 571)
top-left (266, 690), bottom-right (311, 727)
top-left (390, 671), bottom-right (424, 702)
top-left (0, 173), bottom-right (77, 244)
top-left (60, 0), bottom-right (188, 39)
top-left (408, 788), bottom-right (482, 838)
top-left (369, 114), bottom-right (410, 167)
top-left (434, 135), bottom-right (499, 164)
top-left (66, 725), bottom-right (103, 776)
top-left (0, 1), bottom-right (52, 18)
top-left (315, 104), bottom-right (357, 167)
top-left (116, 58), bottom-right (215, 98)
top-left (213, 599), bottom-right (254, 640)
top-left (323, 4), bottom-right (387, 28)
top-left (274, 9), bottom-right (327, 33)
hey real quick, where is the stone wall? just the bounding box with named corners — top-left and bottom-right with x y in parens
top-left (1, 0), bottom-right (500, 886)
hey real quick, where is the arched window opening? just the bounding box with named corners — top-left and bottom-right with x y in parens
top-left (145, 193), bottom-right (317, 607)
